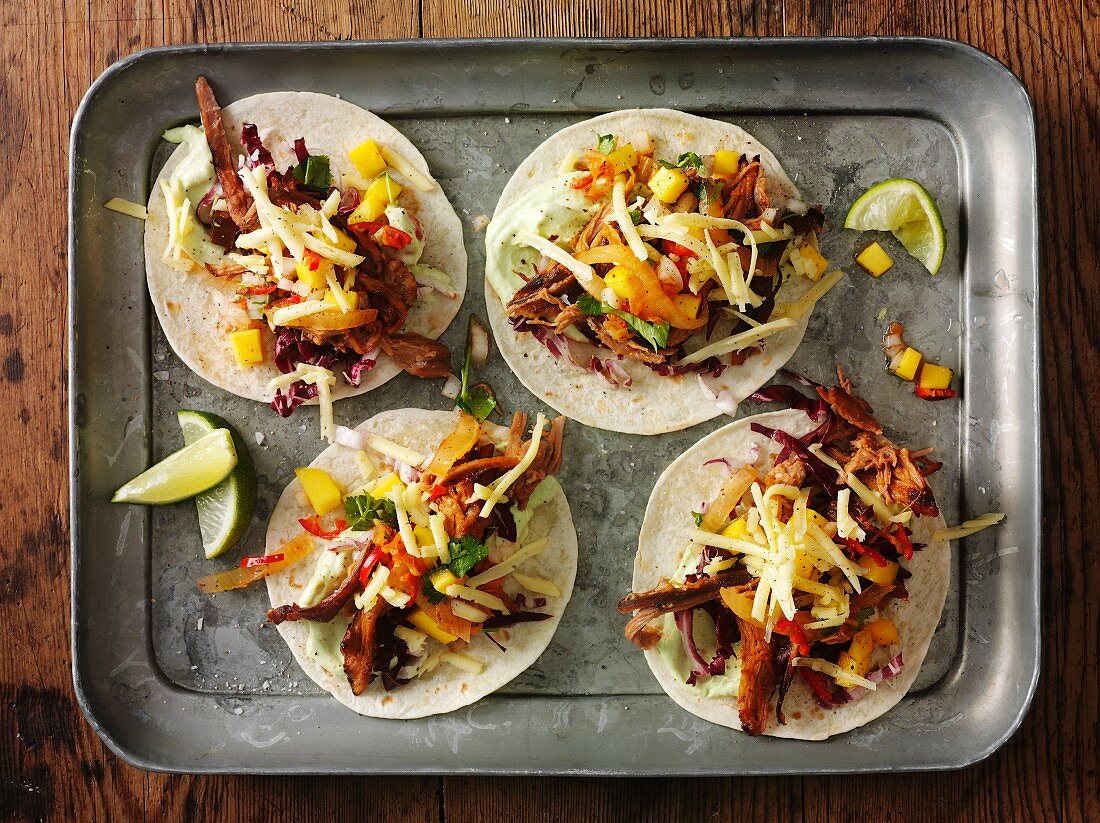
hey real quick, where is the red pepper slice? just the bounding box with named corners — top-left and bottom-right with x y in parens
top-left (892, 522), bottom-right (914, 561)
top-left (662, 239), bottom-right (698, 260)
top-left (799, 668), bottom-right (837, 706)
top-left (775, 617), bottom-right (811, 656)
top-left (914, 386), bottom-right (957, 400)
top-left (358, 548), bottom-right (383, 586)
top-left (840, 536), bottom-right (889, 568)
top-left (428, 484), bottom-right (448, 502)
top-left (298, 516), bottom-right (348, 540)
top-left (239, 552), bottom-right (284, 569)
top-left (303, 248), bottom-right (322, 272)
top-left (570, 173), bottom-right (594, 190)
top-left (239, 283), bottom-right (277, 296)
top-left (348, 220), bottom-right (385, 235)
top-left (376, 225), bottom-right (413, 249)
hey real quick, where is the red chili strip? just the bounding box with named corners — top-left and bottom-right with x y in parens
top-left (914, 387), bottom-right (957, 400)
top-left (358, 548), bottom-right (383, 586)
top-left (298, 516), bottom-right (348, 540)
top-left (841, 536), bottom-right (889, 568)
top-left (428, 484), bottom-right (448, 502)
top-left (775, 617), bottom-right (811, 656)
top-left (240, 284), bottom-right (277, 296)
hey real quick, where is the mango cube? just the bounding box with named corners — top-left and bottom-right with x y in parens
top-left (604, 265), bottom-right (643, 305)
top-left (295, 467), bottom-right (343, 516)
top-left (330, 229), bottom-right (358, 253)
top-left (413, 525), bottom-right (435, 551)
top-left (347, 195), bottom-right (388, 225)
top-left (606, 142), bottom-right (637, 174)
top-left (229, 328), bottom-right (264, 367)
top-left (798, 242), bottom-right (829, 281)
top-left (429, 567), bottom-right (460, 592)
top-left (348, 139), bottom-right (387, 179)
top-left (856, 242), bottom-right (894, 277)
top-left (863, 559), bottom-right (899, 587)
top-left (296, 256), bottom-right (334, 289)
top-left (711, 150), bottom-right (742, 177)
top-left (408, 607), bottom-right (458, 644)
top-left (867, 618), bottom-right (900, 645)
top-left (370, 472), bottom-right (402, 499)
top-left (721, 517), bottom-right (750, 541)
top-left (366, 173), bottom-right (402, 204)
top-left (672, 293), bottom-right (701, 319)
top-left (919, 362), bottom-right (954, 390)
top-left (892, 347), bottom-right (923, 381)
top-left (649, 165), bottom-right (689, 203)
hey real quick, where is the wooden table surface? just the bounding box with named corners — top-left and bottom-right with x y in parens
top-left (4, 0), bottom-right (1096, 820)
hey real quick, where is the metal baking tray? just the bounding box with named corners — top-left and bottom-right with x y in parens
top-left (69, 38), bottom-right (1040, 775)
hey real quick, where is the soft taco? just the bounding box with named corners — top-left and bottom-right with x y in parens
top-left (260, 408), bottom-right (576, 718)
top-left (485, 109), bottom-right (843, 435)
top-left (618, 369), bottom-right (950, 739)
top-left (145, 78), bottom-right (466, 426)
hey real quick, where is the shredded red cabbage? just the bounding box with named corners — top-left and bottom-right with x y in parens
top-left (342, 350), bottom-right (378, 387)
top-left (240, 124), bottom-right (274, 170)
top-left (271, 380), bottom-right (317, 417)
top-left (749, 384), bottom-right (830, 421)
top-left (489, 505), bottom-right (517, 542)
top-left (514, 593), bottom-right (546, 609)
top-left (703, 457), bottom-right (734, 474)
top-left (195, 181), bottom-right (222, 226)
top-left (846, 652), bottom-right (905, 701)
top-left (292, 137), bottom-right (309, 164)
top-left (780, 367), bottom-right (824, 390)
top-left (675, 607), bottom-right (731, 685)
top-left (750, 422), bottom-right (841, 493)
top-left (482, 612), bottom-right (553, 631)
top-left (338, 186), bottom-right (361, 215)
top-left (373, 607), bottom-right (414, 691)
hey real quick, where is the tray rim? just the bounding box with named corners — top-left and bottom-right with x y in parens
top-left (69, 35), bottom-right (1041, 776)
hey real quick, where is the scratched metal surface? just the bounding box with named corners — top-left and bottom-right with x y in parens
top-left (70, 39), bottom-right (1040, 774)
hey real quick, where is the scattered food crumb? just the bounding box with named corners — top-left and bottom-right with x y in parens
top-left (197, 617), bottom-right (204, 630)
top-left (254, 432), bottom-right (265, 445)
top-left (473, 214), bottom-right (491, 232)
top-left (153, 370), bottom-right (169, 381)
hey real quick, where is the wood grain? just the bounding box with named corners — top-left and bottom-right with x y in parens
top-left (1, 0), bottom-right (1095, 820)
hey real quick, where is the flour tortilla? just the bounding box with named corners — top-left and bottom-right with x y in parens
top-left (485, 109), bottom-right (815, 435)
top-left (145, 92), bottom-right (467, 403)
top-left (634, 409), bottom-right (950, 739)
top-left (265, 408), bottom-right (578, 719)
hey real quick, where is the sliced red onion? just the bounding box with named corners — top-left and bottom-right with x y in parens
top-left (656, 255), bottom-right (682, 289)
top-left (416, 286), bottom-right (433, 301)
top-left (196, 181), bottom-right (222, 225)
top-left (845, 652), bottom-right (905, 701)
top-left (333, 425), bottom-right (370, 450)
top-left (603, 358), bottom-right (632, 387)
top-left (395, 461), bottom-right (422, 484)
top-left (441, 374), bottom-right (461, 399)
top-left (338, 187), bottom-right (361, 215)
top-left (697, 374), bottom-right (739, 416)
top-left (703, 457), bottom-right (734, 474)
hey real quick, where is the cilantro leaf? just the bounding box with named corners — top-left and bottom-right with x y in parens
top-left (344, 493), bottom-right (397, 530)
top-left (628, 208), bottom-right (643, 225)
top-left (676, 152), bottom-right (703, 171)
top-left (614, 311), bottom-right (669, 351)
top-left (577, 294), bottom-right (605, 316)
top-left (292, 154), bottom-right (333, 191)
top-left (597, 134), bottom-right (616, 155)
top-left (854, 607), bottom-right (875, 630)
top-left (447, 536), bottom-right (489, 577)
top-left (692, 511), bottom-right (704, 527)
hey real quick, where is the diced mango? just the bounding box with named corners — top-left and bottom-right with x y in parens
top-left (867, 618), bottom-right (900, 646)
top-left (604, 265), bottom-right (644, 305)
top-left (649, 165), bottom-right (689, 203)
top-left (606, 142), bottom-right (637, 174)
top-left (711, 150), bottom-right (742, 177)
top-left (795, 550), bottom-right (818, 580)
top-left (414, 525), bottom-right (435, 551)
top-left (295, 467), bottom-right (343, 516)
top-left (330, 229), bottom-right (358, 253)
top-left (348, 139), bottom-right (387, 179)
top-left (229, 328), bottom-right (264, 367)
top-left (837, 619), bottom-right (900, 683)
top-left (892, 347), bottom-right (923, 382)
top-left (324, 282), bottom-right (358, 313)
top-left (366, 173), bottom-right (402, 204)
top-left (919, 362), bottom-right (954, 390)
top-left (296, 256), bottom-right (334, 290)
top-left (856, 242), bottom-right (894, 277)
top-left (798, 242), bottom-right (829, 281)
top-left (863, 559), bottom-right (899, 587)
top-left (370, 472), bottom-right (402, 499)
top-left (672, 293), bottom-right (701, 319)
top-left (347, 195), bottom-right (388, 225)
top-left (721, 517), bottom-right (750, 541)
top-left (806, 508), bottom-right (830, 528)
top-left (428, 567), bottom-right (460, 592)
top-left (408, 607), bottom-right (458, 644)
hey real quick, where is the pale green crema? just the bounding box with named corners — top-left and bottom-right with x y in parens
top-left (302, 477), bottom-right (562, 674)
top-left (656, 542), bottom-right (743, 698)
top-left (484, 174), bottom-right (598, 306)
top-left (161, 125), bottom-right (225, 265)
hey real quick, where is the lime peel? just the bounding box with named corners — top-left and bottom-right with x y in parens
top-left (112, 429), bottom-right (237, 505)
top-left (844, 179), bottom-right (946, 275)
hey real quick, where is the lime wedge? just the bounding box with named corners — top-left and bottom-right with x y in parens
top-left (112, 428), bottom-right (237, 505)
top-left (844, 179), bottom-right (946, 274)
top-left (178, 410), bottom-right (258, 559)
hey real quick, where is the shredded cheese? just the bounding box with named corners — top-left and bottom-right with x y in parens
top-left (104, 197), bottom-right (148, 220)
top-left (933, 512), bottom-right (1006, 542)
top-left (836, 489), bottom-right (867, 541)
top-left (450, 600), bottom-right (489, 623)
top-left (354, 564), bottom-right (390, 610)
top-left (466, 538), bottom-right (549, 588)
top-left (513, 230), bottom-right (599, 291)
top-left (268, 299), bottom-right (335, 327)
top-left (611, 179), bottom-right (649, 261)
top-left (239, 165), bottom-right (306, 259)
top-left (511, 572), bottom-right (562, 598)
top-left (429, 513), bottom-right (451, 564)
top-left (267, 363), bottom-right (336, 441)
top-left (478, 413), bottom-right (546, 517)
top-left (391, 487), bottom-right (420, 558)
top-left (774, 268), bottom-right (845, 321)
top-left (379, 145), bottom-right (434, 192)
top-left (808, 444), bottom-right (897, 523)
top-left (676, 317), bottom-right (796, 366)
top-left (439, 651), bottom-right (484, 675)
top-left (443, 584), bottom-right (509, 614)
top-left (380, 585), bottom-right (411, 609)
top-left (366, 434), bottom-right (426, 467)
top-left (394, 624), bottom-right (428, 656)
top-left (792, 656), bottom-right (876, 690)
